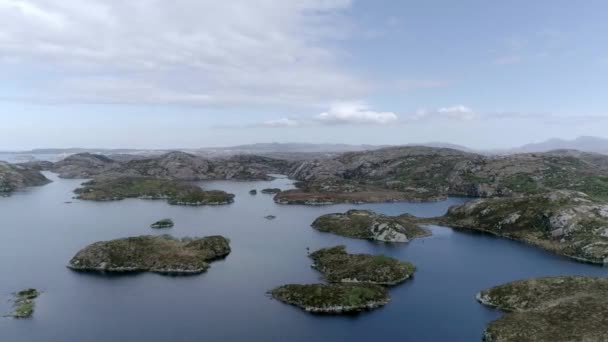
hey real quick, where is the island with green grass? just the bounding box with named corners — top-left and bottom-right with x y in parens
top-left (312, 209), bottom-right (429, 242)
top-left (310, 246), bottom-right (415, 285)
top-left (74, 176), bottom-right (235, 206)
top-left (10, 288), bottom-right (40, 319)
top-left (68, 235), bottom-right (231, 275)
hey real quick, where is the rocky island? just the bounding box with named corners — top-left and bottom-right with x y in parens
top-left (434, 190), bottom-right (608, 264)
top-left (74, 176), bottom-right (235, 206)
top-left (270, 283), bottom-right (389, 314)
top-left (476, 276), bottom-right (608, 341)
top-left (150, 218), bottom-right (174, 228)
top-left (312, 209), bottom-right (429, 242)
top-left (9, 288), bottom-right (40, 318)
top-left (310, 246), bottom-right (415, 285)
top-left (0, 161), bottom-right (50, 195)
top-left (68, 235), bottom-right (231, 274)
top-left (261, 188), bottom-right (282, 194)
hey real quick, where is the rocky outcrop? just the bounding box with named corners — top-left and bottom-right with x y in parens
top-left (9, 288), bottom-right (40, 318)
top-left (312, 210), bottom-right (429, 242)
top-left (150, 218), bottom-right (174, 228)
top-left (436, 190), bottom-right (608, 264)
top-left (310, 246), bottom-right (415, 285)
top-left (282, 146), bottom-right (608, 203)
top-left (68, 235), bottom-right (230, 274)
top-left (261, 188), bottom-right (282, 194)
top-left (74, 176), bottom-right (234, 206)
top-left (0, 161), bottom-right (51, 194)
top-left (52, 151), bottom-right (293, 181)
top-left (270, 283), bottom-right (389, 314)
top-left (476, 276), bottom-right (608, 342)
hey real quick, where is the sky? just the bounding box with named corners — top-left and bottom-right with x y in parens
top-left (1, 0), bottom-right (607, 150)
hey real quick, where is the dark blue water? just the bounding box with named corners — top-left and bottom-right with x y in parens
top-left (1, 173), bottom-right (607, 341)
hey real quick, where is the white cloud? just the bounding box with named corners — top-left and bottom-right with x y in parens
top-left (410, 105), bottom-right (477, 121)
top-left (260, 118), bottom-right (299, 127)
top-left (316, 101), bottom-right (398, 124)
top-left (0, 0), bottom-right (368, 106)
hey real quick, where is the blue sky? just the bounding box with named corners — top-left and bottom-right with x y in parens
top-left (1, 0), bottom-right (607, 150)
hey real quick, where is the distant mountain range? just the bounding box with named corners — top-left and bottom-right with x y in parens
top-left (4, 136), bottom-right (608, 159)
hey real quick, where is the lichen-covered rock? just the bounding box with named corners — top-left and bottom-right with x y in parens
top-left (311, 210), bottom-right (429, 242)
top-left (68, 235), bottom-right (230, 275)
top-left (270, 283), bottom-right (389, 314)
top-left (74, 176), bottom-right (234, 206)
top-left (476, 276), bottom-right (608, 342)
top-left (310, 246), bottom-right (415, 285)
top-left (437, 190), bottom-right (608, 264)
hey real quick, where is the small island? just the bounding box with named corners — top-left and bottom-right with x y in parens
top-left (312, 209), bottom-right (430, 242)
top-left (68, 235), bottom-right (231, 275)
top-left (264, 215), bottom-right (276, 220)
top-left (476, 276), bottom-right (608, 341)
top-left (10, 288), bottom-right (40, 318)
top-left (270, 283), bottom-right (389, 314)
top-left (434, 190), bottom-right (608, 264)
top-left (74, 176), bottom-right (235, 206)
top-left (150, 218), bottom-right (174, 228)
top-left (261, 188), bottom-right (282, 194)
top-left (249, 189), bottom-right (257, 195)
top-left (310, 246), bottom-right (415, 285)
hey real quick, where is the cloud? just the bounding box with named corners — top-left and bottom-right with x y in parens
top-left (0, 0), bottom-right (368, 106)
top-left (411, 105), bottom-right (477, 121)
top-left (316, 101), bottom-right (398, 125)
top-left (260, 118), bottom-right (299, 127)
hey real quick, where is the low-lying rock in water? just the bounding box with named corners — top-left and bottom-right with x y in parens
top-left (310, 246), bottom-right (415, 285)
top-left (74, 176), bottom-right (235, 206)
top-left (270, 283), bottom-right (389, 314)
top-left (249, 189), bottom-right (257, 195)
top-left (311, 209), bottom-right (430, 242)
top-left (476, 276), bottom-right (608, 342)
top-left (261, 188), bottom-right (282, 194)
top-left (10, 288), bottom-right (40, 318)
top-left (436, 190), bottom-right (608, 264)
top-left (150, 218), bottom-right (174, 228)
top-left (68, 235), bottom-right (230, 275)
top-left (264, 215), bottom-right (276, 220)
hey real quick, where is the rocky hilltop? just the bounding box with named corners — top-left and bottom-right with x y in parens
top-left (310, 246), bottom-right (415, 285)
top-left (277, 146), bottom-right (608, 204)
top-left (68, 235), bottom-right (230, 274)
top-left (312, 209), bottom-right (429, 242)
top-left (74, 176), bottom-right (234, 205)
top-left (0, 161), bottom-right (51, 194)
top-left (270, 283), bottom-right (389, 314)
top-left (52, 151), bottom-right (292, 180)
top-left (435, 190), bottom-right (608, 264)
top-left (476, 276), bottom-right (608, 341)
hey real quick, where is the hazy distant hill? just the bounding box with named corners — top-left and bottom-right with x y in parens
top-left (501, 136), bottom-right (608, 155)
top-left (198, 143), bottom-right (387, 154)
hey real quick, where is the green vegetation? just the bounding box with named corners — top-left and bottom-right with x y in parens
top-left (74, 176), bottom-right (234, 205)
top-left (68, 235), bottom-right (231, 275)
top-left (150, 218), bottom-right (174, 228)
top-left (312, 210), bottom-right (428, 242)
top-left (477, 276), bottom-right (608, 341)
top-left (310, 246), bottom-right (415, 285)
top-left (11, 288), bottom-right (40, 318)
top-left (270, 283), bottom-right (389, 313)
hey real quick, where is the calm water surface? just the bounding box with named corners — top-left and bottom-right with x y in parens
top-left (1, 173), bottom-right (607, 341)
